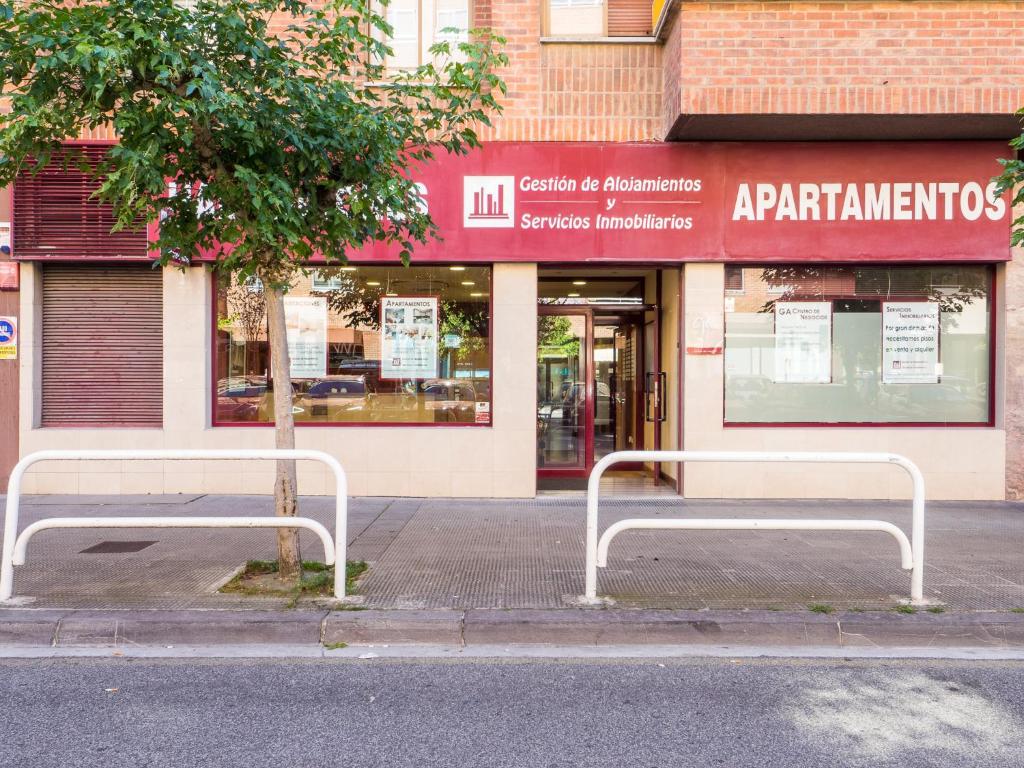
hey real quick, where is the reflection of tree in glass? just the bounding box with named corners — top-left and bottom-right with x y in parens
top-left (756, 265), bottom-right (986, 315)
top-left (223, 279), bottom-right (268, 343)
top-left (316, 275), bottom-right (490, 363)
top-left (538, 315), bottom-right (580, 357)
top-left (221, 278), bottom-right (268, 373)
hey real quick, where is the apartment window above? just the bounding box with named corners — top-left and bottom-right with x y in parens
top-left (546, 0), bottom-right (605, 37)
top-left (544, 0), bottom-right (652, 38)
top-left (373, 0), bottom-right (470, 71)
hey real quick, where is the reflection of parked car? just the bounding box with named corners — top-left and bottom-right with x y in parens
top-left (256, 381), bottom-right (301, 422)
top-left (293, 375), bottom-right (371, 420)
top-left (216, 376), bottom-right (267, 421)
top-left (366, 379), bottom-right (419, 422)
top-left (421, 379), bottom-right (477, 422)
top-left (556, 381), bottom-right (614, 426)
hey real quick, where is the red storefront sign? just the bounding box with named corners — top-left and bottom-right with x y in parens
top-left (344, 141), bottom-right (1010, 263)
top-left (13, 141), bottom-right (1013, 263)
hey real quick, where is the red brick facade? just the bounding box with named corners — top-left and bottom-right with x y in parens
top-left (474, 0), bottom-right (1024, 141)
top-left (671, 1), bottom-right (1024, 119)
top-left (55, 1), bottom-right (1024, 143)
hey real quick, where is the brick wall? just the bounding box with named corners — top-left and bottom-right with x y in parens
top-left (16, 2), bottom-right (1024, 143)
top-left (667, 0), bottom-right (1024, 117)
top-left (478, 41), bottom-right (664, 141)
top-left (474, 0), bottom-right (664, 141)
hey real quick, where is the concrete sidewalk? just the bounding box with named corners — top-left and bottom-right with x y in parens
top-left (0, 494), bottom-right (1021, 612)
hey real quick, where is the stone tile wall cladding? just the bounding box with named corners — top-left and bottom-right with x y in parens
top-left (1007, 232), bottom-right (1024, 500)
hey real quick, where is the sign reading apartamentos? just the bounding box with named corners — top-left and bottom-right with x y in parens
top-left (342, 141), bottom-right (1010, 264)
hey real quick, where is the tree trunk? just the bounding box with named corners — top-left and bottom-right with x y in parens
top-left (264, 281), bottom-right (302, 581)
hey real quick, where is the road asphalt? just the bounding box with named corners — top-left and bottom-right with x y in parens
top-left (1, 657), bottom-right (1022, 767)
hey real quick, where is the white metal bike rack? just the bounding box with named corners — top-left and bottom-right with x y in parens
top-left (0, 449), bottom-right (350, 603)
top-left (585, 450), bottom-right (927, 605)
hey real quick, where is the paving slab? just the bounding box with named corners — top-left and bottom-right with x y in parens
top-left (3, 608), bottom-right (1024, 650)
top-left (838, 612), bottom-right (1024, 649)
top-left (323, 610), bottom-right (463, 645)
top-left (0, 610), bottom-right (64, 645)
top-left (52, 610), bottom-right (328, 647)
top-left (463, 608), bottom-right (842, 646)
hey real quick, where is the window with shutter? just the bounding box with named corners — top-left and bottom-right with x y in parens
top-left (607, 0), bottom-right (651, 36)
top-left (41, 265), bottom-right (163, 427)
top-left (545, 0), bottom-right (651, 37)
top-left (724, 266), bottom-right (745, 293)
top-left (12, 144), bottom-right (148, 262)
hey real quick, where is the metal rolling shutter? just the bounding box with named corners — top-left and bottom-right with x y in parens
top-left (608, 0), bottom-right (652, 36)
top-left (12, 144), bottom-right (148, 262)
top-left (42, 265), bottom-right (163, 427)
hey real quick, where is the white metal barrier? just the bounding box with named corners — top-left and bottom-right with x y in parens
top-left (0, 449), bottom-right (349, 602)
top-left (585, 450), bottom-right (926, 605)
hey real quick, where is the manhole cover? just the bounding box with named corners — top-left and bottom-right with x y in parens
top-left (79, 541), bottom-right (158, 554)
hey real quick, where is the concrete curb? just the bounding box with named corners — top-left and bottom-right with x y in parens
top-left (2, 608), bottom-right (1024, 650)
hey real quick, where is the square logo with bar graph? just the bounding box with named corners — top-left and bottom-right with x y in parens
top-left (463, 176), bottom-right (515, 228)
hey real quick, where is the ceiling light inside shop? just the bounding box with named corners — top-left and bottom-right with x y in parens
top-left (572, 280), bottom-right (587, 286)
top-left (461, 281), bottom-right (475, 286)
top-left (366, 281), bottom-right (381, 286)
top-left (385, 292), bottom-right (398, 297)
top-left (568, 292), bottom-right (580, 297)
top-left (340, 266), bottom-right (358, 272)
top-left (470, 292), bottom-right (485, 297)
top-left (449, 265), bottom-right (466, 271)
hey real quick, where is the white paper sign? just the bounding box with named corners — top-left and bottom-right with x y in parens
top-left (284, 296), bottom-right (327, 378)
top-left (883, 302), bottom-right (940, 384)
top-left (773, 302), bottom-right (832, 383)
top-left (380, 296), bottom-right (439, 379)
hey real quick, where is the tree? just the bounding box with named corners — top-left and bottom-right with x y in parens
top-left (994, 110), bottom-right (1024, 247)
top-left (0, 0), bottom-right (506, 581)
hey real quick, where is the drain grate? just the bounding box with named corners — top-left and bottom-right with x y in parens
top-left (79, 541), bottom-right (158, 554)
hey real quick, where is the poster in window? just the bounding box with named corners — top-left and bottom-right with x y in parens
top-left (882, 302), bottom-right (940, 384)
top-left (283, 296), bottom-right (327, 378)
top-left (380, 296), bottom-right (439, 380)
top-left (773, 302), bottom-right (832, 383)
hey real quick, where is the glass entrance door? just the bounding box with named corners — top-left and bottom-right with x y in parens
top-left (593, 319), bottom-right (640, 464)
top-left (537, 309), bottom-right (646, 477)
top-left (537, 311), bottom-right (589, 471)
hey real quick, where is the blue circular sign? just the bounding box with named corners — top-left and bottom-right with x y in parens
top-left (0, 319), bottom-right (14, 344)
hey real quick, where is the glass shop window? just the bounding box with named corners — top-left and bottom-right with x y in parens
top-left (215, 265), bottom-right (492, 425)
top-left (723, 265), bottom-right (993, 425)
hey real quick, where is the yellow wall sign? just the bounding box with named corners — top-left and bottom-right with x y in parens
top-left (0, 316), bottom-right (17, 360)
